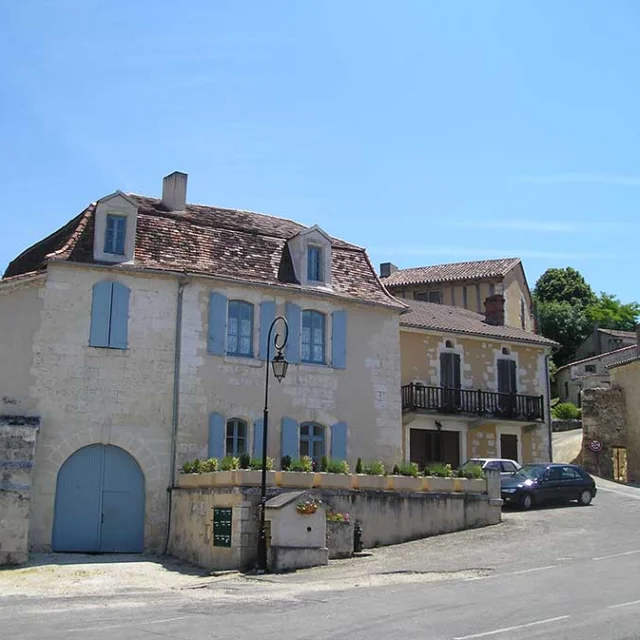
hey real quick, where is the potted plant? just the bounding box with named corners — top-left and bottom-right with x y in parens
top-left (424, 463), bottom-right (456, 492)
top-left (388, 461), bottom-right (422, 491)
top-left (352, 460), bottom-right (387, 490)
top-left (216, 455), bottom-right (240, 486)
top-left (235, 457), bottom-right (275, 486)
top-left (455, 465), bottom-right (487, 493)
top-left (296, 498), bottom-right (319, 515)
top-left (316, 459), bottom-right (352, 489)
top-left (277, 456), bottom-right (315, 488)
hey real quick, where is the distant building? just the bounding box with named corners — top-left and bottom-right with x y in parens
top-left (574, 327), bottom-right (637, 361)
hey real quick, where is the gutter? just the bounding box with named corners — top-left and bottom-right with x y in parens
top-left (163, 276), bottom-right (188, 555)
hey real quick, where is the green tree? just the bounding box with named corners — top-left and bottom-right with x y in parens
top-left (536, 300), bottom-right (593, 366)
top-left (586, 293), bottom-right (640, 331)
top-left (533, 267), bottom-right (596, 308)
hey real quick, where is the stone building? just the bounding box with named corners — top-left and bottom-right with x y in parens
top-left (399, 295), bottom-right (556, 469)
top-left (574, 326), bottom-right (637, 361)
top-left (380, 258), bottom-right (535, 331)
top-left (0, 172), bottom-right (404, 559)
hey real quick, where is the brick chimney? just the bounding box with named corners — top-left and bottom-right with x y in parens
top-left (484, 294), bottom-right (505, 326)
top-left (380, 262), bottom-right (398, 278)
top-left (162, 171), bottom-right (188, 211)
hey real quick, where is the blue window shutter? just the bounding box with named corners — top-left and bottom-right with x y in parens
top-left (281, 417), bottom-right (299, 460)
top-left (331, 422), bottom-right (348, 460)
top-left (331, 310), bottom-right (347, 369)
top-left (259, 300), bottom-right (276, 360)
top-left (285, 302), bottom-right (301, 364)
top-left (109, 282), bottom-right (130, 349)
top-left (208, 412), bottom-right (225, 459)
top-left (253, 418), bottom-right (264, 457)
top-left (89, 281), bottom-right (113, 347)
top-left (208, 292), bottom-right (227, 355)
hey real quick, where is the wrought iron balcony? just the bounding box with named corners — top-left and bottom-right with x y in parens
top-left (401, 383), bottom-right (545, 422)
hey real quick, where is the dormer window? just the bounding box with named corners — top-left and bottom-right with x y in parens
top-left (307, 246), bottom-right (323, 282)
top-left (105, 214), bottom-right (126, 255)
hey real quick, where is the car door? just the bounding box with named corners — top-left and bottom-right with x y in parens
top-left (537, 467), bottom-right (563, 503)
top-left (559, 466), bottom-right (584, 500)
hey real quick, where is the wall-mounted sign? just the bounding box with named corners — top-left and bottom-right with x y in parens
top-left (587, 439), bottom-right (603, 453)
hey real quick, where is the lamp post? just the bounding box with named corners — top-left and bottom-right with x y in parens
top-left (256, 316), bottom-right (289, 572)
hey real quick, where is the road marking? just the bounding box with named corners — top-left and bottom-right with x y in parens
top-left (69, 616), bottom-right (190, 632)
top-left (509, 565), bottom-right (557, 575)
top-left (608, 599), bottom-right (640, 609)
top-left (593, 549), bottom-right (640, 562)
top-left (452, 615), bottom-right (570, 640)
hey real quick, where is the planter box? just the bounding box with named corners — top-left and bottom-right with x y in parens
top-left (352, 474), bottom-right (387, 490)
top-left (214, 470), bottom-right (235, 486)
top-left (235, 470), bottom-right (276, 487)
top-left (424, 477), bottom-right (456, 493)
top-left (276, 471), bottom-right (315, 489)
top-left (326, 521), bottom-right (354, 559)
top-left (458, 478), bottom-right (487, 494)
top-left (388, 475), bottom-right (423, 492)
top-left (315, 473), bottom-right (352, 490)
top-left (177, 473), bottom-right (201, 488)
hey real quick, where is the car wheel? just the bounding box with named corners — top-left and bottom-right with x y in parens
top-left (520, 493), bottom-right (534, 510)
top-left (578, 489), bottom-right (593, 506)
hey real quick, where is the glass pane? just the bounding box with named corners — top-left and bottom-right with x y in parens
top-left (300, 440), bottom-right (309, 457)
top-left (301, 342), bottom-right (311, 361)
top-left (313, 425), bottom-right (323, 437)
top-left (226, 437), bottom-right (235, 455)
top-left (228, 316), bottom-right (238, 335)
top-left (228, 334), bottom-right (238, 354)
top-left (236, 421), bottom-right (246, 438)
top-left (312, 344), bottom-right (323, 363)
top-left (300, 424), bottom-right (309, 436)
top-left (239, 337), bottom-right (251, 355)
top-left (236, 437), bottom-right (246, 454)
top-left (303, 312), bottom-right (312, 330)
top-left (240, 318), bottom-right (251, 338)
top-left (226, 422), bottom-right (235, 437)
top-left (313, 438), bottom-right (324, 459)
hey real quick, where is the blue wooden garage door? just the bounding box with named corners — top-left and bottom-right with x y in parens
top-left (52, 444), bottom-right (145, 553)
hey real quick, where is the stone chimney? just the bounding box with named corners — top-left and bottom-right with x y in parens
top-left (380, 262), bottom-right (398, 278)
top-left (484, 294), bottom-right (505, 326)
top-left (162, 171), bottom-right (188, 211)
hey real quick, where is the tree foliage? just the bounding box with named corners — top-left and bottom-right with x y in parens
top-left (533, 267), bottom-right (596, 308)
top-left (536, 300), bottom-right (593, 365)
top-left (586, 293), bottom-right (640, 332)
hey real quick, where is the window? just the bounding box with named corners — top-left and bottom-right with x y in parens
top-left (501, 461), bottom-right (518, 473)
top-left (227, 300), bottom-right (253, 357)
top-left (445, 340), bottom-right (454, 349)
top-left (561, 466), bottom-right (581, 480)
top-left (104, 214), bottom-right (126, 255)
top-left (502, 347), bottom-right (511, 356)
top-left (416, 290), bottom-right (442, 304)
top-left (520, 298), bottom-right (526, 330)
top-left (226, 419), bottom-right (247, 456)
top-left (89, 281), bottom-right (130, 349)
top-left (485, 461), bottom-right (501, 470)
top-left (463, 286), bottom-right (468, 309)
top-left (302, 310), bottom-right (325, 363)
top-left (497, 359), bottom-right (517, 394)
top-left (307, 245), bottom-right (323, 282)
top-left (300, 423), bottom-right (325, 460)
top-left (585, 364), bottom-right (596, 373)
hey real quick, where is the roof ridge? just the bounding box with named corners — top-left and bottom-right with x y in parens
top-left (556, 344), bottom-right (638, 371)
top-left (392, 257), bottom-right (520, 273)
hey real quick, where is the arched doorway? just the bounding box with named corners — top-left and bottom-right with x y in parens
top-left (52, 444), bottom-right (145, 553)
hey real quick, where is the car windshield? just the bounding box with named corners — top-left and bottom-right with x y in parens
top-left (512, 465), bottom-right (546, 480)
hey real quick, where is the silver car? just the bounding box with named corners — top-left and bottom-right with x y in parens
top-left (460, 458), bottom-right (521, 477)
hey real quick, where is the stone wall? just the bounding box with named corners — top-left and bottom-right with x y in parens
top-left (552, 420), bottom-right (582, 432)
top-left (581, 387), bottom-right (626, 479)
top-left (169, 475), bottom-right (501, 571)
top-left (0, 416), bottom-right (39, 565)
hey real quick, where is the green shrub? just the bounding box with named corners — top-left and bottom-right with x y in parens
top-left (424, 463), bottom-right (453, 478)
top-left (290, 456), bottom-right (313, 472)
top-left (249, 457), bottom-right (274, 471)
top-left (456, 464), bottom-right (484, 480)
top-left (181, 461), bottom-right (194, 474)
top-left (238, 453), bottom-right (251, 469)
top-left (191, 459), bottom-right (202, 473)
top-left (552, 402), bottom-right (581, 420)
top-left (364, 460), bottom-right (386, 476)
top-left (280, 455), bottom-right (292, 471)
top-left (396, 461), bottom-right (419, 477)
top-left (392, 463), bottom-right (400, 475)
top-left (320, 455), bottom-right (329, 472)
top-left (355, 457), bottom-right (364, 474)
top-left (220, 456), bottom-right (240, 471)
top-left (326, 459), bottom-right (350, 474)
top-left (201, 458), bottom-right (219, 473)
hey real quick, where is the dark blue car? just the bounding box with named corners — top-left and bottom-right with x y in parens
top-left (501, 463), bottom-right (597, 510)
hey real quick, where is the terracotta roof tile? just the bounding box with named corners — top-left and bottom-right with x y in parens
top-left (597, 328), bottom-right (637, 340)
top-left (400, 298), bottom-right (557, 347)
top-left (556, 345), bottom-right (637, 372)
top-left (3, 195), bottom-right (401, 309)
top-left (383, 258), bottom-right (521, 287)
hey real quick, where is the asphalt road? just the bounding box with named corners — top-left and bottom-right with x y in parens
top-left (3, 477), bottom-right (640, 640)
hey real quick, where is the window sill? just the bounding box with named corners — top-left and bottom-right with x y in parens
top-left (299, 361), bottom-right (332, 370)
top-left (88, 345), bottom-right (128, 353)
top-left (223, 354), bottom-right (263, 368)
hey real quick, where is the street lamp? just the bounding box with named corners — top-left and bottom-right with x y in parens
top-left (256, 315), bottom-right (289, 572)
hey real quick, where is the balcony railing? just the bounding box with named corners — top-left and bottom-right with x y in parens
top-left (401, 384), bottom-right (544, 422)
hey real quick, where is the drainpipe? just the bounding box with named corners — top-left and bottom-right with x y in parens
top-left (545, 352), bottom-right (553, 462)
top-left (163, 276), bottom-right (188, 555)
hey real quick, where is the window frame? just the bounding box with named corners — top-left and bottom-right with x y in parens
top-left (104, 214), bottom-right (127, 255)
top-left (299, 422), bottom-right (326, 461)
top-left (227, 300), bottom-right (254, 357)
top-left (307, 245), bottom-right (324, 283)
top-left (301, 309), bottom-right (326, 364)
top-left (584, 364), bottom-right (596, 373)
top-left (225, 418), bottom-right (248, 456)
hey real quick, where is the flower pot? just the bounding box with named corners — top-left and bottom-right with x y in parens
top-left (316, 472), bottom-right (352, 490)
top-left (458, 478), bottom-right (487, 494)
top-left (389, 475), bottom-right (423, 492)
top-left (424, 477), bottom-right (456, 493)
top-left (276, 471), bottom-right (315, 488)
top-left (352, 474), bottom-right (387, 490)
top-left (235, 470), bottom-right (276, 487)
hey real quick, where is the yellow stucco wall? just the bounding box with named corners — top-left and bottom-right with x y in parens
top-left (610, 361), bottom-right (640, 482)
top-left (502, 267), bottom-right (534, 332)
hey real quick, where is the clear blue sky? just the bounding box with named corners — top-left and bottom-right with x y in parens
top-left (2, 1), bottom-right (638, 301)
